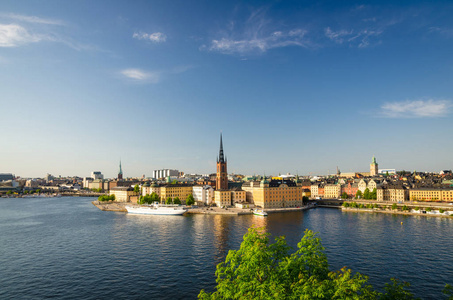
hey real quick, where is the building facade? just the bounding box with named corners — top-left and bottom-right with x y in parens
top-left (242, 179), bottom-right (302, 209)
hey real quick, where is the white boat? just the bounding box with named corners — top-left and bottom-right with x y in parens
top-left (253, 209), bottom-right (268, 216)
top-left (126, 203), bottom-right (187, 215)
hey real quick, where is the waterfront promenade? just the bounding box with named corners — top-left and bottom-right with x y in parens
top-left (92, 201), bottom-right (312, 215)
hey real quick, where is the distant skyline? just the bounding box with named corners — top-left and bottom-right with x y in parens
top-left (1, 1), bottom-right (452, 178)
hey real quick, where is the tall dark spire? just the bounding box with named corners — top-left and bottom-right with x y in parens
top-left (218, 133), bottom-right (225, 163)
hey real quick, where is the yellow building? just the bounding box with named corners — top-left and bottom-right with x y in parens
top-left (160, 184), bottom-right (193, 202)
top-left (109, 186), bottom-right (138, 202)
top-left (377, 185), bottom-right (408, 202)
top-left (231, 189), bottom-right (246, 203)
top-left (242, 178), bottom-right (302, 209)
top-left (410, 189), bottom-right (453, 201)
top-left (214, 190), bottom-right (232, 207)
top-left (141, 182), bottom-right (161, 197)
top-left (324, 184), bottom-right (341, 199)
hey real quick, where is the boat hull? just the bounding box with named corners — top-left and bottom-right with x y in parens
top-left (126, 206), bottom-right (187, 215)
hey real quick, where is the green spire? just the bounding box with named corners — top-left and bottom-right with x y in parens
top-left (371, 156), bottom-right (377, 164)
top-left (118, 160), bottom-right (123, 175)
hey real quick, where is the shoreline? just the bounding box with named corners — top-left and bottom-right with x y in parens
top-left (92, 201), bottom-right (313, 215)
top-left (341, 207), bottom-right (453, 219)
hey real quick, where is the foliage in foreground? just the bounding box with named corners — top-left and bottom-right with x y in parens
top-left (199, 227), bottom-right (451, 299)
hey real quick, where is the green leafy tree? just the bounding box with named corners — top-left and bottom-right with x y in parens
top-left (36, 189), bottom-right (41, 194)
top-left (198, 227), bottom-right (422, 299)
top-left (166, 197), bottom-right (173, 204)
top-left (133, 184), bottom-right (140, 193)
top-left (173, 197), bottom-right (181, 205)
top-left (6, 190), bottom-right (13, 195)
top-left (439, 209), bottom-right (445, 213)
top-left (302, 196), bottom-right (309, 204)
top-left (402, 205), bottom-right (409, 211)
top-left (356, 190), bottom-right (362, 199)
top-left (426, 207), bottom-right (432, 212)
top-left (341, 192), bottom-right (348, 199)
top-left (392, 203), bottom-right (398, 210)
top-left (380, 278), bottom-right (419, 300)
top-left (370, 188), bottom-right (377, 200)
top-left (363, 188), bottom-right (371, 200)
top-left (342, 202), bottom-right (350, 208)
top-left (186, 194), bottom-right (195, 206)
top-left (374, 203), bottom-right (379, 209)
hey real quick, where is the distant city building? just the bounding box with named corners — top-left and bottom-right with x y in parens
top-left (0, 173), bottom-right (13, 182)
top-left (118, 160), bottom-right (123, 180)
top-left (153, 169), bottom-right (179, 179)
top-left (45, 173), bottom-right (54, 183)
top-left (242, 178), bottom-right (303, 209)
top-left (91, 171), bottom-right (104, 180)
top-left (379, 169), bottom-right (396, 175)
top-left (109, 186), bottom-right (137, 202)
top-left (370, 156), bottom-right (378, 177)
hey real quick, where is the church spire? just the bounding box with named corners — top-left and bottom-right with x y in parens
top-left (118, 159), bottom-right (123, 180)
top-left (218, 133), bottom-right (225, 163)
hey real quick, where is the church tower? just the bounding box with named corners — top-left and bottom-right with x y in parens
top-left (370, 156), bottom-right (378, 177)
top-left (118, 160), bottom-right (123, 180)
top-left (216, 134), bottom-right (228, 190)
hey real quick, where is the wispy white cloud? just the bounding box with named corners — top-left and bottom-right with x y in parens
top-left (0, 23), bottom-right (45, 47)
top-left (204, 8), bottom-right (312, 55)
top-left (325, 27), bottom-right (382, 48)
top-left (133, 32), bottom-right (167, 43)
top-left (119, 65), bottom-right (192, 84)
top-left (120, 68), bottom-right (160, 83)
top-left (207, 29), bottom-right (309, 54)
top-left (379, 99), bottom-right (452, 118)
top-left (1, 13), bottom-right (64, 25)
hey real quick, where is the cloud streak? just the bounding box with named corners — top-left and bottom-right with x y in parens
top-left (2, 13), bottom-right (64, 25)
top-left (325, 27), bottom-right (383, 48)
top-left (120, 68), bottom-right (160, 83)
top-left (204, 8), bottom-right (312, 55)
top-left (379, 99), bottom-right (452, 118)
top-left (133, 32), bottom-right (167, 43)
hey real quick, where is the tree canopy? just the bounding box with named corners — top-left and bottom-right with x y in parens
top-left (199, 227), bottom-right (451, 299)
top-left (186, 194), bottom-right (195, 206)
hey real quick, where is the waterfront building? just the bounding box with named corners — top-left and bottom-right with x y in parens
top-left (377, 184), bottom-right (408, 202)
top-left (242, 177), bottom-right (302, 209)
top-left (231, 189), bottom-right (246, 203)
top-left (409, 188), bottom-right (453, 201)
top-left (341, 182), bottom-right (359, 198)
top-left (193, 185), bottom-right (214, 205)
top-left (142, 182), bottom-right (161, 197)
top-left (109, 186), bottom-right (138, 202)
top-left (214, 190), bottom-right (232, 207)
top-left (160, 184), bottom-right (193, 202)
top-left (310, 183), bottom-right (319, 198)
top-left (324, 184), bottom-right (341, 199)
top-left (153, 169), bottom-right (179, 179)
top-left (370, 156), bottom-right (379, 177)
top-left (216, 134), bottom-right (228, 191)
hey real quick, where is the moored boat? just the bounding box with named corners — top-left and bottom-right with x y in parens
top-left (253, 209), bottom-right (268, 216)
top-left (126, 202), bottom-right (187, 215)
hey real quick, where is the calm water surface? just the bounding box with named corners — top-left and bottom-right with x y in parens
top-left (0, 197), bottom-right (452, 299)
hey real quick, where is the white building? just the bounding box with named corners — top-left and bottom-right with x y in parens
top-left (193, 185), bottom-right (214, 205)
top-left (153, 169), bottom-right (179, 179)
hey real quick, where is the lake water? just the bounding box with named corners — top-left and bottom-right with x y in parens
top-left (0, 197), bottom-right (452, 299)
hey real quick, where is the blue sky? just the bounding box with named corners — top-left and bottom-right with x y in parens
top-left (1, 0), bottom-right (452, 178)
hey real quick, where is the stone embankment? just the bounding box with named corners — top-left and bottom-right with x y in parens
top-left (92, 201), bottom-right (127, 212)
top-left (341, 207), bottom-right (453, 219)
